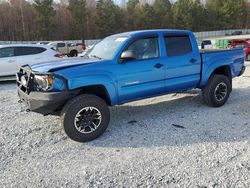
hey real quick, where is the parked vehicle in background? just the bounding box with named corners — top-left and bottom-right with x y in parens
top-left (201, 40), bottom-right (213, 49)
top-left (17, 29), bottom-right (245, 142)
top-left (244, 48), bottom-right (250, 66)
top-left (0, 44), bottom-right (62, 79)
top-left (231, 31), bottom-right (243, 36)
top-left (229, 39), bottom-right (250, 48)
top-left (48, 42), bottom-right (84, 57)
top-left (228, 39), bottom-right (250, 65)
top-left (37, 42), bottom-right (49, 45)
top-left (76, 43), bottom-right (86, 51)
top-left (78, 45), bottom-right (94, 57)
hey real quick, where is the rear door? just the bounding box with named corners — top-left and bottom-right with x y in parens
top-left (0, 47), bottom-right (17, 76)
top-left (15, 47), bottom-right (47, 68)
top-left (163, 34), bottom-right (201, 91)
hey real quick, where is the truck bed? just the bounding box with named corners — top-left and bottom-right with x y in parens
top-left (199, 48), bottom-right (245, 87)
top-left (200, 48), bottom-right (240, 54)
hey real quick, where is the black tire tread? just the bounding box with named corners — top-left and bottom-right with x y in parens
top-left (61, 94), bottom-right (110, 142)
top-left (202, 74), bottom-right (231, 107)
top-left (70, 50), bottom-right (78, 57)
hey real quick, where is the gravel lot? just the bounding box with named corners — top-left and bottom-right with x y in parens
top-left (1, 69), bottom-right (250, 187)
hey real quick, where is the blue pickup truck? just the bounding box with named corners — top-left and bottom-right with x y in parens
top-left (17, 30), bottom-right (245, 142)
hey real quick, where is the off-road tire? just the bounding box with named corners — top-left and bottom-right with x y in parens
top-left (70, 50), bottom-right (78, 57)
top-left (61, 94), bottom-right (110, 142)
top-left (202, 74), bottom-right (231, 107)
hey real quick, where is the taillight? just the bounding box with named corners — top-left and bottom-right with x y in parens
top-left (54, 53), bottom-right (62, 58)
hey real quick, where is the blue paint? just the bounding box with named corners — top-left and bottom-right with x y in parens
top-left (31, 30), bottom-right (245, 106)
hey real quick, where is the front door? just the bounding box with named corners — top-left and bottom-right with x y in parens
top-left (115, 36), bottom-right (166, 103)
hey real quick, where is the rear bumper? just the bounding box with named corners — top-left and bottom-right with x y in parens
top-left (17, 87), bottom-right (79, 115)
top-left (238, 66), bottom-right (246, 76)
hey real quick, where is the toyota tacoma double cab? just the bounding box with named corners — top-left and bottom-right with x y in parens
top-left (16, 30), bottom-right (245, 142)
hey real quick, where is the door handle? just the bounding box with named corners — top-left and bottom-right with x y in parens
top-left (154, 63), bottom-right (164, 69)
top-left (190, 58), bottom-right (198, 64)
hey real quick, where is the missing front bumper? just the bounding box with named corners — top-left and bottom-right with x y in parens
top-left (17, 87), bottom-right (79, 115)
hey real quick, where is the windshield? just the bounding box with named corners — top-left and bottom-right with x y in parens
top-left (86, 36), bottom-right (128, 60)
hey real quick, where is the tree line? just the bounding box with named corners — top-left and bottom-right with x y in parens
top-left (0, 0), bottom-right (249, 41)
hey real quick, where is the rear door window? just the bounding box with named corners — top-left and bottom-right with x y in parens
top-left (0, 47), bottom-right (15, 58)
top-left (165, 36), bottom-right (192, 56)
top-left (15, 47), bottom-right (46, 56)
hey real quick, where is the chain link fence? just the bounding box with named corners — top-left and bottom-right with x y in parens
top-left (1, 29), bottom-right (250, 46)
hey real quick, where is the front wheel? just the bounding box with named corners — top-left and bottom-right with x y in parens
top-left (61, 94), bottom-right (110, 142)
top-left (202, 74), bottom-right (232, 107)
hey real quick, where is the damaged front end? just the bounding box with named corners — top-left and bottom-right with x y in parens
top-left (16, 65), bottom-right (78, 115)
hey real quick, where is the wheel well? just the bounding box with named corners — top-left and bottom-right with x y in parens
top-left (212, 66), bottom-right (232, 78)
top-left (78, 85), bottom-right (111, 105)
top-left (212, 65), bottom-right (232, 85)
top-left (70, 50), bottom-right (77, 54)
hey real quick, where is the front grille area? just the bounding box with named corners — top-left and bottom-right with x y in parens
top-left (16, 66), bottom-right (35, 94)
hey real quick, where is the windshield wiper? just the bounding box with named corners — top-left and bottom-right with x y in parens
top-left (90, 55), bottom-right (102, 60)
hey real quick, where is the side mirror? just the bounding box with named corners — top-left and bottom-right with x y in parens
top-left (120, 50), bottom-right (135, 62)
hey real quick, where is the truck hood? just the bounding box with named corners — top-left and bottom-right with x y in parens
top-left (31, 58), bottom-right (102, 73)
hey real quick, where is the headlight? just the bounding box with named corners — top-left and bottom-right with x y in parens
top-left (34, 75), bottom-right (54, 91)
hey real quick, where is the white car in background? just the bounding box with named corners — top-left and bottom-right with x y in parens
top-left (201, 40), bottom-right (213, 49)
top-left (0, 44), bottom-right (62, 79)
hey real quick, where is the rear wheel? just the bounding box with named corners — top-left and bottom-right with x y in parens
top-left (61, 94), bottom-right (110, 142)
top-left (70, 50), bottom-right (78, 57)
top-left (202, 74), bottom-right (231, 107)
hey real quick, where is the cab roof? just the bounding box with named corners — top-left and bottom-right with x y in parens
top-left (111, 29), bottom-right (192, 38)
